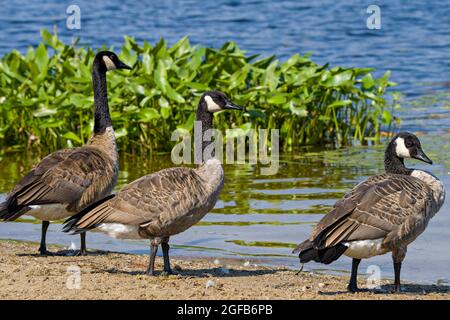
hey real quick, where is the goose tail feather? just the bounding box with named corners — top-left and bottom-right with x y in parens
top-left (0, 201), bottom-right (31, 221)
top-left (294, 239), bottom-right (347, 265)
top-left (0, 201), bottom-right (7, 218)
top-left (62, 194), bottom-right (115, 234)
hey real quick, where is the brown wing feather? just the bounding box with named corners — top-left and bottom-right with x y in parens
top-left (7, 149), bottom-right (73, 197)
top-left (4, 146), bottom-right (117, 217)
top-left (73, 167), bottom-right (206, 229)
top-left (309, 173), bottom-right (432, 250)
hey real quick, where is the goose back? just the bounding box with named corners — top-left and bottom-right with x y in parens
top-left (411, 169), bottom-right (445, 212)
top-left (294, 173), bottom-right (437, 256)
top-left (68, 161), bottom-right (224, 238)
top-left (1, 143), bottom-right (118, 221)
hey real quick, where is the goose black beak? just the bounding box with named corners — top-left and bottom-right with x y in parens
top-left (224, 101), bottom-right (243, 111)
top-left (413, 149), bottom-right (433, 164)
top-left (116, 60), bottom-right (132, 70)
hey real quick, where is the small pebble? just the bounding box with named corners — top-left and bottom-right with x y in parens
top-left (206, 280), bottom-right (215, 289)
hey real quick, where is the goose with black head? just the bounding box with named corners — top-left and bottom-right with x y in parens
top-left (293, 132), bottom-right (445, 293)
top-left (63, 91), bottom-right (243, 275)
top-left (0, 51), bottom-right (131, 255)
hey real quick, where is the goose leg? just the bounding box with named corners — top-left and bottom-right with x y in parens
top-left (348, 258), bottom-right (361, 292)
top-left (77, 232), bottom-right (87, 256)
top-left (38, 221), bottom-right (53, 256)
top-left (161, 237), bottom-right (174, 274)
top-left (393, 262), bottom-right (402, 293)
top-left (392, 247), bottom-right (406, 293)
top-left (146, 241), bottom-right (159, 276)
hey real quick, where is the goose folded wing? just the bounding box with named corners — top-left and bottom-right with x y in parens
top-left (6, 149), bottom-right (73, 198)
top-left (72, 167), bottom-right (206, 229)
top-left (10, 147), bottom-right (113, 209)
top-left (309, 174), bottom-right (430, 249)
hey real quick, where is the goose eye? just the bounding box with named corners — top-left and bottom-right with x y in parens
top-left (405, 140), bottom-right (413, 147)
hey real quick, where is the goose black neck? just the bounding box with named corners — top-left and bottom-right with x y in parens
top-left (384, 141), bottom-right (412, 175)
top-left (92, 61), bottom-right (112, 134)
top-left (196, 98), bottom-right (214, 158)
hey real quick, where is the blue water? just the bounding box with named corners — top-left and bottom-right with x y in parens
top-left (0, 0), bottom-right (449, 285)
top-left (1, 0), bottom-right (449, 97)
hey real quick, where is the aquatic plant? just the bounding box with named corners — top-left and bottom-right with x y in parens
top-left (0, 29), bottom-right (399, 154)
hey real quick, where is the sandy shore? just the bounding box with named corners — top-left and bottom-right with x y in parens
top-left (0, 239), bottom-right (449, 300)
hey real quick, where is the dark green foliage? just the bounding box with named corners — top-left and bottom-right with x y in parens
top-left (0, 29), bottom-right (399, 154)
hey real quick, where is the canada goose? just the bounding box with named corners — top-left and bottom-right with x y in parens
top-left (63, 91), bottom-right (243, 274)
top-left (293, 132), bottom-right (445, 292)
top-left (0, 51), bottom-right (131, 255)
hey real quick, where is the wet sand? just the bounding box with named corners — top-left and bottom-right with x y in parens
top-left (0, 239), bottom-right (449, 300)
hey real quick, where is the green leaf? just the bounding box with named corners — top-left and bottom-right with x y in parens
top-left (158, 96), bottom-right (169, 109)
top-left (183, 82), bottom-right (209, 91)
top-left (70, 94), bottom-right (93, 108)
top-left (382, 110), bottom-right (392, 124)
top-left (166, 85), bottom-right (185, 103)
top-left (325, 70), bottom-right (353, 87)
top-left (142, 52), bottom-right (154, 74)
top-left (63, 132), bottom-right (82, 144)
top-left (35, 43), bottom-right (49, 71)
top-left (252, 55), bottom-right (276, 69)
top-left (154, 60), bottom-right (168, 93)
top-left (130, 83), bottom-right (145, 96)
top-left (290, 106), bottom-right (308, 117)
top-left (139, 96), bottom-right (152, 107)
top-left (328, 100), bottom-right (353, 108)
top-left (229, 65), bottom-right (249, 89)
top-left (40, 119), bottom-right (64, 128)
top-left (267, 94), bottom-right (286, 105)
top-left (32, 106), bottom-right (57, 117)
top-left (362, 73), bottom-right (375, 90)
top-left (187, 47), bottom-right (205, 70)
top-left (262, 60), bottom-right (279, 91)
top-left (177, 113), bottom-right (195, 131)
top-left (353, 67), bottom-right (374, 77)
top-left (40, 29), bottom-right (53, 46)
top-left (139, 108), bottom-right (160, 122)
top-left (160, 107), bottom-right (170, 119)
top-left (169, 36), bottom-right (190, 58)
top-left (114, 127), bottom-right (128, 139)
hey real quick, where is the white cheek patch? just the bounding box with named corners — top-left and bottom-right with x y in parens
top-left (395, 137), bottom-right (411, 158)
top-left (102, 56), bottom-right (116, 71)
top-left (205, 95), bottom-right (222, 112)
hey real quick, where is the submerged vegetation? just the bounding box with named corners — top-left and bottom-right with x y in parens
top-left (0, 29), bottom-right (399, 154)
